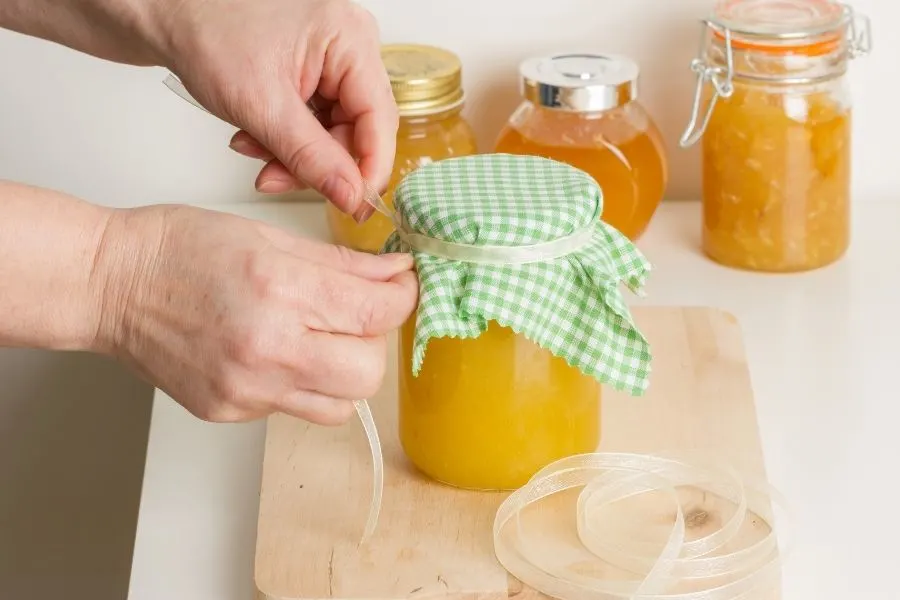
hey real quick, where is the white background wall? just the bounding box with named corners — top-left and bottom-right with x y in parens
top-left (370, 0), bottom-right (895, 201)
top-left (0, 0), bottom-right (895, 209)
top-left (0, 0), bottom-right (896, 598)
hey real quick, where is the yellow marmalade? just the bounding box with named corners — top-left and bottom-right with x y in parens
top-left (681, 0), bottom-right (870, 272)
top-left (399, 320), bottom-right (600, 491)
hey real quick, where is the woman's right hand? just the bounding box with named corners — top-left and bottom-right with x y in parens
top-left (93, 204), bottom-right (417, 425)
top-left (156, 0), bottom-right (398, 220)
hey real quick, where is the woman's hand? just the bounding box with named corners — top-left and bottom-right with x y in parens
top-left (0, 0), bottom-right (413, 425)
top-left (94, 205), bottom-right (417, 425)
top-left (0, 0), bottom-right (396, 218)
top-left (159, 0), bottom-right (398, 222)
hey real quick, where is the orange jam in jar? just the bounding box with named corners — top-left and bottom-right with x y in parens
top-left (399, 319), bottom-right (601, 491)
top-left (326, 44), bottom-right (478, 252)
top-left (386, 153), bottom-right (652, 492)
top-left (680, 0), bottom-right (871, 272)
top-left (495, 53), bottom-right (668, 241)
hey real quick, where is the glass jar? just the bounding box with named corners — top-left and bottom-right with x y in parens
top-left (399, 319), bottom-right (601, 491)
top-left (494, 53), bottom-right (668, 241)
top-left (387, 153), bottom-right (652, 493)
top-left (326, 44), bottom-right (478, 253)
top-left (679, 0), bottom-right (872, 272)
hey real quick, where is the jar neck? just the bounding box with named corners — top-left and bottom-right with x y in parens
top-left (525, 99), bottom-right (633, 118)
top-left (705, 32), bottom-right (850, 84)
top-left (399, 103), bottom-right (464, 125)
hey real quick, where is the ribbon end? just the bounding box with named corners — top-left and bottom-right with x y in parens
top-left (353, 399), bottom-right (383, 545)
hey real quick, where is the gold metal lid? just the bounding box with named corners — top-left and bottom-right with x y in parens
top-left (519, 53), bottom-right (639, 113)
top-left (381, 44), bottom-right (465, 117)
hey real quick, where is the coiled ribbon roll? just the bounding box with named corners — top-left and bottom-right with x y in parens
top-left (494, 452), bottom-right (791, 600)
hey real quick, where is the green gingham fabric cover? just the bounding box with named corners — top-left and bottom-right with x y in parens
top-left (382, 153), bottom-right (652, 396)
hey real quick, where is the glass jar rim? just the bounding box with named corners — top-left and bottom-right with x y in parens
top-left (713, 0), bottom-right (849, 43)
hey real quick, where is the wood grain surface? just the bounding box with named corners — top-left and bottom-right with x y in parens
top-left (254, 307), bottom-right (776, 600)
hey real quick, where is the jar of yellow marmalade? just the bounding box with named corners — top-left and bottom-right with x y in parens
top-left (327, 44), bottom-right (478, 252)
top-left (383, 153), bottom-right (652, 491)
top-left (680, 0), bottom-right (872, 272)
top-left (494, 53), bottom-right (668, 241)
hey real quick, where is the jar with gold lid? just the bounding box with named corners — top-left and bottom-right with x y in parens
top-left (680, 0), bottom-right (872, 272)
top-left (326, 44), bottom-right (479, 253)
top-left (494, 53), bottom-right (668, 241)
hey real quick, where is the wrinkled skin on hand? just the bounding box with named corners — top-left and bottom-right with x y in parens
top-left (96, 205), bottom-right (417, 425)
top-left (163, 0), bottom-right (398, 221)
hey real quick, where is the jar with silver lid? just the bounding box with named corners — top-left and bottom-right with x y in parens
top-left (494, 52), bottom-right (668, 241)
top-left (679, 0), bottom-right (872, 273)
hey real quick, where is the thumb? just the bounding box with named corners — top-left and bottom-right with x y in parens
top-left (254, 91), bottom-right (370, 220)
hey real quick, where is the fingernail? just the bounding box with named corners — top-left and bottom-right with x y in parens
top-left (352, 202), bottom-right (376, 224)
top-left (257, 179), bottom-right (294, 194)
top-left (229, 137), bottom-right (254, 154)
top-left (322, 176), bottom-right (377, 223)
top-left (322, 176), bottom-right (354, 207)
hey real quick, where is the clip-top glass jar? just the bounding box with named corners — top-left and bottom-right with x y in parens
top-left (680, 0), bottom-right (872, 272)
top-left (384, 153), bottom-right (652, 491)
top-left (327, 44), bottom-right (478, 253)
top-left (494, 53), bottom-right (668, 241)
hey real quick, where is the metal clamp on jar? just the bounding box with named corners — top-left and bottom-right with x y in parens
top-left (680, 0), bottom-right (872, 273)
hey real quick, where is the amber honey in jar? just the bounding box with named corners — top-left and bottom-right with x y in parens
top-left (326, 44), bottom-right (478, 253)
top-left (494, 53), bottom-right (668, 241)
top-left (679, 0), bottom-right (872, 272)
top-left (384, 153), bottom-right (652, 491)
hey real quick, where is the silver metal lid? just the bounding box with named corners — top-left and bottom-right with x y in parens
top-left (519, 53), bottom-right (639, 112)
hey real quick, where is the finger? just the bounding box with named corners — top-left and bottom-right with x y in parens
top-left (307, 92), bottom-right (329, 114)
top-left (330, 103), bottom-right (353, 126)
top-left (305, 266), bottom-right (418, 337)
top-left (255, 159), bottom-right (306, 194)
top-left (338, 56), bottom-right (399, 193)
top-left (255, 124), bottom-right (355, 195)
top-left (255, 92), bottom-right (369, 220)
top-left (295, 331), bottom-right (387, 400)
top-left (229, 131), bottom-right (305, 194)
top-left (275, 390), bottom-right (357, 426)
top-left (230, 96), bottom-right (337, 159)
top-left (328, 123), bottom-right (355, 156)
top-left (305, 246), bottom-right (413, 281)
top-left (309, 93), bottom-right (336, 129)
top-left (229, 130), bottom-right (274, 160)
top-left (258, 226), bottom-right (413, 280)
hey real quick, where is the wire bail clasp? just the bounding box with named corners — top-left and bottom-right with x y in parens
top-left (845, 4), bottom-right (872, 59)
top-left (678, 20), bottom-right (735, 149)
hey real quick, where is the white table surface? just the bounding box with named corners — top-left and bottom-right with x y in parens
top-left (127, 200), bottom-right (898, 600)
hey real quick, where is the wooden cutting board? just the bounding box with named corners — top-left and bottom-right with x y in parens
top-left (254, 307), bottom-right (775, 600)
